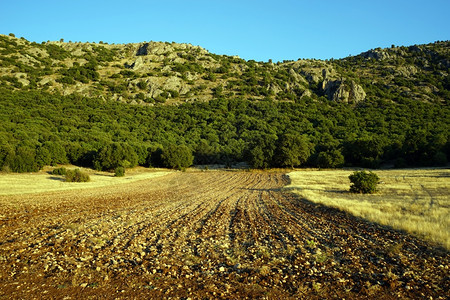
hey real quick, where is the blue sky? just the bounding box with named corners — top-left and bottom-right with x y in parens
top-left (1, 0), bottom-right (449, 62)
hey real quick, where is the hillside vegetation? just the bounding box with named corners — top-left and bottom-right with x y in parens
top-left (0, 34), bottom-right (449, 171)
top-left (1, 34), bottom-right (449, 105)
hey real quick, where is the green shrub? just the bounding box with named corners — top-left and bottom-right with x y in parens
top-left (65, 169), bottom-right (90, 182)
top-left (161, 144), bottom-right (193, 170)
top-left (349, 170), bottom-right (379, 194)
top-left (115, 166), bottom-right (125, 177)
top-left (52, 167), bottom-right (67, 175)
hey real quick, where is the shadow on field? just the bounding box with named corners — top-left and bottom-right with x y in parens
top-left (286, 189), bottom-right (449, 254)
top-left (240, 187), bottom-right (285, 192)
top-left (47, 176), bottom-right (65, 182)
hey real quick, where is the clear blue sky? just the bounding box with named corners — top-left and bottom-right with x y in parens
top-left (1, 0), bottom-right (449, 62)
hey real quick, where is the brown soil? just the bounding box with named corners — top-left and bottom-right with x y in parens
top-left (0, 171), bottom-right (448, 299)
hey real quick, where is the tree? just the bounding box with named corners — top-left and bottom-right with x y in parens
top-left (247, 133), bottom-right (277, 169)
top-left (316, 149), bottom-right (345, 168)
top-left (93, 143), bottom-right (138, 171)
top-left (161, 144), bottom-right (193, 170)
top-left (344, 135), bottom-right (386, 168)
top-left (5, 146), bottom-right (39, 173)
top-left (349, 170), bottom-right (379, 194)
top-left (275, 134), bottom-right (313, 168)
top-left (0, 144), bottom-right (14, 170)
top-left (36, 141), bottom-right (68, 167)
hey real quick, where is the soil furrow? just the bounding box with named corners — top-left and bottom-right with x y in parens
top-left (0, 171), bottom-right (448, 299)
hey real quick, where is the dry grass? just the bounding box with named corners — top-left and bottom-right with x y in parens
top-left (286, 168), bottom-right (450, 249)
top-left (0, 166), bottom-right (171, 195)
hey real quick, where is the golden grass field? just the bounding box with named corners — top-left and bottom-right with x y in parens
top-left (0, 166), bottom-right (171, 196)
top-left (286, 168), bottom-right (450, 250)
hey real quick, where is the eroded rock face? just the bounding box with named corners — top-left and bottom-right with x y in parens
top-left (322, 79), bottom-right (366, 104)
top-left (362, 49), bottom-right (391, 60)
top-left (136, 43), bottom-right (149, 56)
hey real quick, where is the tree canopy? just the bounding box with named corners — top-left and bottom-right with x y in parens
top-left (0, 88), bottom-right (448, 172)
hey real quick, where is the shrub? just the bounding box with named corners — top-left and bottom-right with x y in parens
top-left (115, 166), bottom-right (125, 177)
top-left (52, 167), bottom-right (67, 175)
top-left (1, 165), bottom-right (11, 173)
top-left (161, 144), bottom-right (193, 170)
top-left (65, 169), bottom-right (90, 182)
top-left (349, 170), bottom-right (379, 194)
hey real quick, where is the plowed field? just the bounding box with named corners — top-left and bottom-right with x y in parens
top-left (0, 171), bottom-right (448, 299)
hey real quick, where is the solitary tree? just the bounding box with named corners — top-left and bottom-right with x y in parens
top-left (349, 170), bottom-right (379, 194)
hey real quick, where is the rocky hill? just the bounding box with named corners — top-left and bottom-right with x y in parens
top-left (1, 34), bottom-right (448, 105)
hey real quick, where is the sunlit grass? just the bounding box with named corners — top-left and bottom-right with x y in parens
top-left (286, 168), bottom-right (450, 249)
top-left (0, 166), bottom-right (171, 195)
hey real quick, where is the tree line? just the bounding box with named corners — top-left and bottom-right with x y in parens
top-left (0, 88), bottom-right (448, 172)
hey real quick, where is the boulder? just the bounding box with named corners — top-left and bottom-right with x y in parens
top-left (322, 79), bottom-right (366, 104)
top-left (132, 57), bottom-right (144, 70)
top-left (163, 76), bottom-right (189, 94)
top-left (300, 89), bottom-right (312, 98)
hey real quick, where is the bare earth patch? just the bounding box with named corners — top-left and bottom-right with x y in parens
top-left (287, 168), bottom-right (450, 250)
top-left (0, 171), bottom-right (448, 299)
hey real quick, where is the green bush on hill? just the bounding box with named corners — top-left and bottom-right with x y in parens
top-left (65, 169), bottom-right (90, 182)
top-left (349, 170), bottom-right (379, 194)
top-left (52, 167), bottom-right (67, 175)
top-left (115, 166), bottom-right (125, 177)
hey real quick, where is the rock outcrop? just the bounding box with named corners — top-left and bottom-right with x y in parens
top-left (361, 49), bottom-right (391, 60)
top-left (136, 43), bottom-right (149, 56)
top-left (0, 34), bottom-right (447, 106)
top-left (322, 79), bottom-right (366, 104)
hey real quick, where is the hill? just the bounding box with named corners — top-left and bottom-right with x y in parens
top-left (1, 34), bottom-right (449, 105)
top-left (0, 34), bottom-right (449, 172)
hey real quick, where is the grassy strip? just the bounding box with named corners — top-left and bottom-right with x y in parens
top-left (0, 166), bottom-right (171, 195)
top-left (286, 168), bottom-right (450, 249)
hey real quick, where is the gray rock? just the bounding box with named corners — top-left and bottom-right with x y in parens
top-left (132, 57), bottom-right (144, 70)
top-left (362, 49), bottom-right (390, 60)
top-left (289, 68), bottom-right (308, 84)
top-left (322, 79), bottom-right (366, 104)
top-left (163, 76), bottom-right (183, 92)
top-left (300, 89), bottom-right (312, 98)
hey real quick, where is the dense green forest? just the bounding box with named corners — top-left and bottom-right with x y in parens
top-left (0, 87), bottom-right (448, 172)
